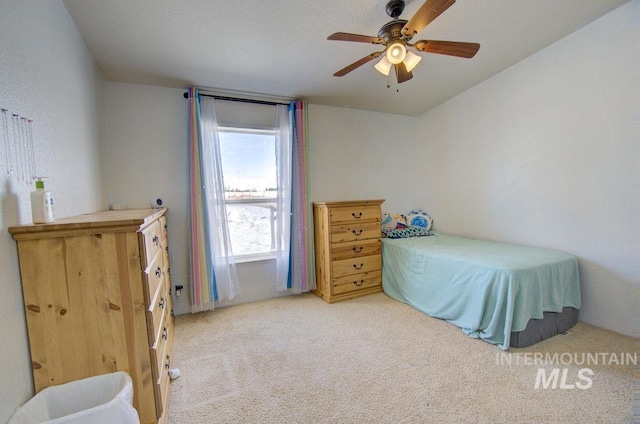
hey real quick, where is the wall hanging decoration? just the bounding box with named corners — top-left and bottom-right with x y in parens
top-left (1, 108), bottom-right (37, 184)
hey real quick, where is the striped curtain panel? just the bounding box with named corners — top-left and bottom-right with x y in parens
top-left (288, 101), bottom-right (314, 294)
top-left (275, 100), bottom-right (312, 293)
top-left (275, 105), bottom-right (292, 291)
top-left (187, 87), bottom-right (240, 312)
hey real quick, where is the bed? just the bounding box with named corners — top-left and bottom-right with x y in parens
top-left (382, 232), bottom-right (581, 349)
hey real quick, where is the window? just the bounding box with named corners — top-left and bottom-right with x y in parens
top-left (218, 126), bottom-right (277, 260)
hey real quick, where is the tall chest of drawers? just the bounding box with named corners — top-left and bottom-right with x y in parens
top-left (313, 200), bottom-right (384, 303)
top-left (9, 208), bottom-right (174, 424)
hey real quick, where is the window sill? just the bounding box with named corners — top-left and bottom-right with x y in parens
top-left (234, 252), bottom-right (277, 264)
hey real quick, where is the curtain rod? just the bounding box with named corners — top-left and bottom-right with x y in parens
top-left (183, 92), bottom-right (289, 106)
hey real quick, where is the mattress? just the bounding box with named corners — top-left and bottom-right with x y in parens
top-left (382, 232), bottom-right (581, 349)
top-left (510, 307), bottom-right (579, 348)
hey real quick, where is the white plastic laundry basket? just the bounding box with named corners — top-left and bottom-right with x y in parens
top-left (8, 371), bottom-right (140, 424)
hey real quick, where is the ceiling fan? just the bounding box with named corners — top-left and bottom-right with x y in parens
top-left (328, 0), bottom-right (480, 84)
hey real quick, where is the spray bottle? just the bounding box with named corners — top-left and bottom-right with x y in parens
top-left (30, 177), bottom-right (54, 224)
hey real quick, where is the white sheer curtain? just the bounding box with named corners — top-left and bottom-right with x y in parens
top-left (197, 95), bottom-right (240, 305)
top-left (274, 104), bottom-right (292, 291)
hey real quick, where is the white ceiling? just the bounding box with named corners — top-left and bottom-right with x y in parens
top-left (62, 0), bottom-right (627, 116)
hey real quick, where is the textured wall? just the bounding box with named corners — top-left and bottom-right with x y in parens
top-left (0, 0), bottom-right (106, 420)
top-left (308, 104), bottom-right (418, 213)
top-left (103, 82), bottom-right (195, 315)
top-left (414, 3), bottom-right (638, 337)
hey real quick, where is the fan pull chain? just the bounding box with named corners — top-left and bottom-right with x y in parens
top-left (384, 75), bottom-right (400, 93)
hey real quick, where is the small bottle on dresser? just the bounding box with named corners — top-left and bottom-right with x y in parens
top-left (30, 177), bottom-right (54, 224)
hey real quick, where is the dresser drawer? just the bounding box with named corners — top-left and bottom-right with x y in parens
top-left (331, 221), bottom-right (381, 243)
top-left (160, 216), bottom-right (171, 284)
top-left (143, 251), bottom-right (164, 306)
top-left (157, 361), bottom-right (171, 423)
top-left (332, 254), bottom-right (381, 278)
top-left (330, 205), bottom-right (381, 224)
top-left (151, 307), bottom-right (171, 383)
top-left (147, 278), bottom-right (168, 347)
top-left (160, 215), bottom-right (169, 246)
top-left (140, 220), bottom-right (162, 265)
top-left (155, 312), bottom-right (174, 422)
top-left (162, 245), bottom-right (170, 281)
top-left (333, 270), bottom-right (382, 295)
top-left (331, 239), bottom-right (381, 261)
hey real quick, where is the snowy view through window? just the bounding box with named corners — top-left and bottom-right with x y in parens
top-left (219, 128), bottom-right (277, 256)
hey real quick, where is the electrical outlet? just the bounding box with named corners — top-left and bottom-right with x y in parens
top-left (175, 284), bottom-right (184, 299)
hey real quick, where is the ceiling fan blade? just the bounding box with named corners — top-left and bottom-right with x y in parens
top-left (401, 0), bottom-right (456, 37)
top-left (333, 52), bottom-right (382, 77)
top-left (413, 40), bottom-right (480, 58)
top-left (328, 32), bottom-right (383, 44)
top-left (394, 62), bottom-right (413, 84)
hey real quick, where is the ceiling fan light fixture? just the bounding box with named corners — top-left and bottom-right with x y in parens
top-left (374, 56), bottom-right (393, 76)
top-left (386, 42), bottom-right (406, 64)
top-left (403, 50), bottom-right (422, 72)
top-left (327, 0), bottom-right (480, 82)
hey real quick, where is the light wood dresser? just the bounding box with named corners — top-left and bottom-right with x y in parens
top-left (9, 208), bottom-right (174, 424)
top-left (313, 199), bottom-right (384, 303)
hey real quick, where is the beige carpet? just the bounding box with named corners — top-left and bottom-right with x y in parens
top-left (168, 293), bottom-right (637, 423)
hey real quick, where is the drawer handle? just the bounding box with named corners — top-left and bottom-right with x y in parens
top-left (152, 235), bottom-right (160, 246)
top-left (162, 325), bottom-right (168, 340)
top-left (353, 263), bottom-right (364, 270)
top-left (155, 266), bottom-right (162, 278)
top-left (165, 354), bottom-right (171, 370)
top-left (353, 280), bottom-right (364, 286)
top-left (351, 212), bottom-right (363, 219)
top-left (352, 246), bottom-right (363, 253)
top-left (351, 229), bottom-right (363, 236)
top-left (159, 297), bottom-right (166, 309)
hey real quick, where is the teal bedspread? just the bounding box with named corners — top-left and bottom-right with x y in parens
top-left (382, 232), bottom-right (581, 349)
